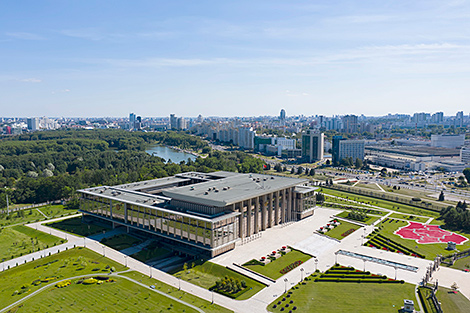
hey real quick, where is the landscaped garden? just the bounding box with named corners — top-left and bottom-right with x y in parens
top-left (101, 234), bottom-right (142, 251)
top-left (170, 260), bottom-right (265, 300)
top-left (387, 212), bottom-right (430, 223)
top-left (365, 218), bottom-right (470, 260)
top-left (0, 225), bottom-right (64, 261)
top-left (242, 247), bottom-right (312, 280)
top-left (10, 276), bottom-right (202, 313)
top-left (268, 265), bottom-right (416, 312)
top-left (46, 216), bottom-right (110, 237)
top-left (319, 220), bottom-right (361, 240)
top-left (0, 204), bottom-right (77, 227)
top-left (335, 211), bottom-right (381, 225)
top-left (120, 271), bottom-right (233, 313)
top-left (130, 241), bottom-right (171, 262)
top-left (0, 247), bottom-right (126, 309)
top-left (418, 286), bottom-right (470, 313)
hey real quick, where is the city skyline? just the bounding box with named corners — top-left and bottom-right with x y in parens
top-left (2, 1), bottom-right (470, 117)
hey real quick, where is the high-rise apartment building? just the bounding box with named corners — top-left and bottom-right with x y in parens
top-left (301, 130), bottom-right (324, 163)
top-left (170, 114), bottom-right (177, 130)
top-left (280, 109), bottom-right (286, 121)
top-left (431, 112), bottom-right (444, 124)
top-left (332, 136), bottom-right (365, 165)
top-left (342, 115), bottom-right (358, 133)
top-left (27, 117), bottom-right (39, 131)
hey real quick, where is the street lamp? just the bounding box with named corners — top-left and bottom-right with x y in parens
top-left (284, 278), bottom-right (288, 293)
top-left (178, 276), bottom-right (181, 290)
top-left (102, 246), bottom-right (105, 257)
top-left (124, 255), bottom-right (127, 267)
top-left (363, 260), bottom-right (366, 272)
top-left (394, 266), bottom-right (398, 280)
top-left (335, 251), bottom-right (338, 264)
top-left (300, 268), bottom-right (304, 282)
top-left (211, 289), bottom-right (214, 304)
top-left (314, 259), bottom-right (319, 272)
top-left (149, 265), bottom-right (152, 278)
top-left (83, 237), bottom-right (86, 248)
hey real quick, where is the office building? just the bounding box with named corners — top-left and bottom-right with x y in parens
top-left (79, 171), bottom-right (317, 257)
top-left (27, 117), bottom-right (39, 131)
top-left (461, 147), bottom-right (470, 164)
top-left (342, 115), bottom-right (358, 133)
top-left (280, 109), bottom-right (286, 121)
top-left (332, 136), bottom-right (365, 165)
top-left (431, 134), bottom-right (465, 149)
top-left (301, 130), bottom-right (324, 163)
top-left (170, 114), bottom-right (177, 130)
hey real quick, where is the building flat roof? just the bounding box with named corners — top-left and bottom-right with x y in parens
top-left (163, 173), bottom-right (308, 207)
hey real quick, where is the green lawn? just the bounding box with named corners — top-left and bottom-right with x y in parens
top-left (387, 212), bottom-right (430, 223)
top-left (120, 271), bottom-right (233, 313)
top-left (419, 286), bottom-right (470, 313)
top-left (9, 276), bottom-right (201, 313)
top-left (268, 273), bottom-right (416, 312)
top-left (321, 188), bottom-right (441, 218)
top-left (101, 234), bottom-right (142, 251)
top-left (323, 220), bottom-right (361, 240)
top-left (242, 249), bottom-right (312, 280)
top-left (443, 256), bottom-right (470, 271)
top-left (130, 242), bottom-right (171, 263)
top-left (0, 204), bottom-right (77, 228)
top-left (375, 219), bottom-right (470, 260)
top-left (335, 211), bottom-right (381, 225)
top-left (46, 216), bottom-right (110, 237)
top-left (0, 225), bottom-right (64, 261)
top-left (0, 247), bottom-right (127, 310)
top-left (170, 260), bottom-right (265, 300)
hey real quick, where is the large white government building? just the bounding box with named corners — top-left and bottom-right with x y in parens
top-left (79, 171), bottom-right (316, 257)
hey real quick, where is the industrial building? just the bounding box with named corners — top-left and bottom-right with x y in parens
top-left (78, 171), bottom-right (316, 257)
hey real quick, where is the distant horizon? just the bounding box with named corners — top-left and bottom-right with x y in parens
top-left (2, 1), bottom-right (470, 117)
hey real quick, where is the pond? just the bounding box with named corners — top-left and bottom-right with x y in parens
top-left (145, 145), bottom-right (197, 163)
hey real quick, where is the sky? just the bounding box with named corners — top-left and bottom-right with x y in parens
top-left (1, 0), bottom-right (470, 118)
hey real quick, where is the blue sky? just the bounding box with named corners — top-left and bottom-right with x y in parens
top-left (1, 0), bottom-right (470, 117)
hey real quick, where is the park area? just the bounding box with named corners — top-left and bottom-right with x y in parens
top-left (268, 267), bottom-right (416, 313)
top-left (419, 286), bottom-right (470, 313)
top-left (242, 248), bottom-right (312, 280)
top-left (321, 220), bottom-right (361, 240)
top-left (367, 218), bottom-right (470, 259)
top-left (0, 225), bottom-right (64, 261)
top-left (0, 247), bottom-right (126, 310)
top-left (170, 260), bottom-right (265, 300)
top-left (335, 211), bottom-right (381, 225)
top-left (46, 216), bottom-right (110, 237)
top-left (0, 204), bottom-right (77, 228)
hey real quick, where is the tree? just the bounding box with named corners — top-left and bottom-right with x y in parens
top-left (464, 168), bottom-right (470, 185)
top-left (316, 192), bottom-right (325, 204)
top-left (297, 167), bottom-right (303, 175)
top-left (355, 158), bottom-right (363, 169)
top-left (290, 167), bottom-right (295, 174)
top-left (325, 159), bottom-right (331, 165)
top-left (183, 263), bottom-right (188, 273)
top-left (438, 191), bottom-right (445, 201)
top-left (309, 168), bottom-right (315, 176)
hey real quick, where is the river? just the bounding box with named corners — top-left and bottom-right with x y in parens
top-left (145, 145), bottom-right (197, 163)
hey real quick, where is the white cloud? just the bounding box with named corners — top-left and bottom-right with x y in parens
top-left (5, 32), bottom-right (44, 40)
top-left (19, 78), bottom-right (42, 83)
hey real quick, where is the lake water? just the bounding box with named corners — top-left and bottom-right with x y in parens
top-left (145, 145), bottom-right (197, 163)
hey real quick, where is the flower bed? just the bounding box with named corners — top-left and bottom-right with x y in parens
top-left (280, 260), bottom-right (303, 275)
top-left (341, 228), bottom-right (356, 237)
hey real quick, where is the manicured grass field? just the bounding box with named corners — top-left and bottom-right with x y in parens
top-left (335, 211), bottom-right (381, 225)
top-left (242, 249), bottom-right (312, 280)
top-left (120, 271), bottom-right (233, 313)
top-left (443, 256), bottom-right (470, 271)
top-left (130, 244), bottom-right (171, 263)
top-left (323, 220), bottom-right (361, 240)
top-left (321, 188), bottom-right (441, 218)
top-left (388, 212), bottom-right (430, 223)
top-left (0, 204), bottom-right (77, 227)
top-left (101, 234), bottom-right (142, 251)
top-left (0, 247), bottom-right (127, 309)
top-left (46, 216), bottom-right (110, 237)
top-left (170, 260), bottom-right (265, 300)
top-left (10, 276), bottom-right (201, 313)
top-left (419, 286), bottom-right (470, 313)
top-left (268, 273), bottom-right (416, 312)
top-left (374, 219), bottom-right (470, 260)
top-left (0, 225), bottom-right (64, 261)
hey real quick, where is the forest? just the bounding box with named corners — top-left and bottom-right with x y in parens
top-left (0, 129), bottom-right (264, 207)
